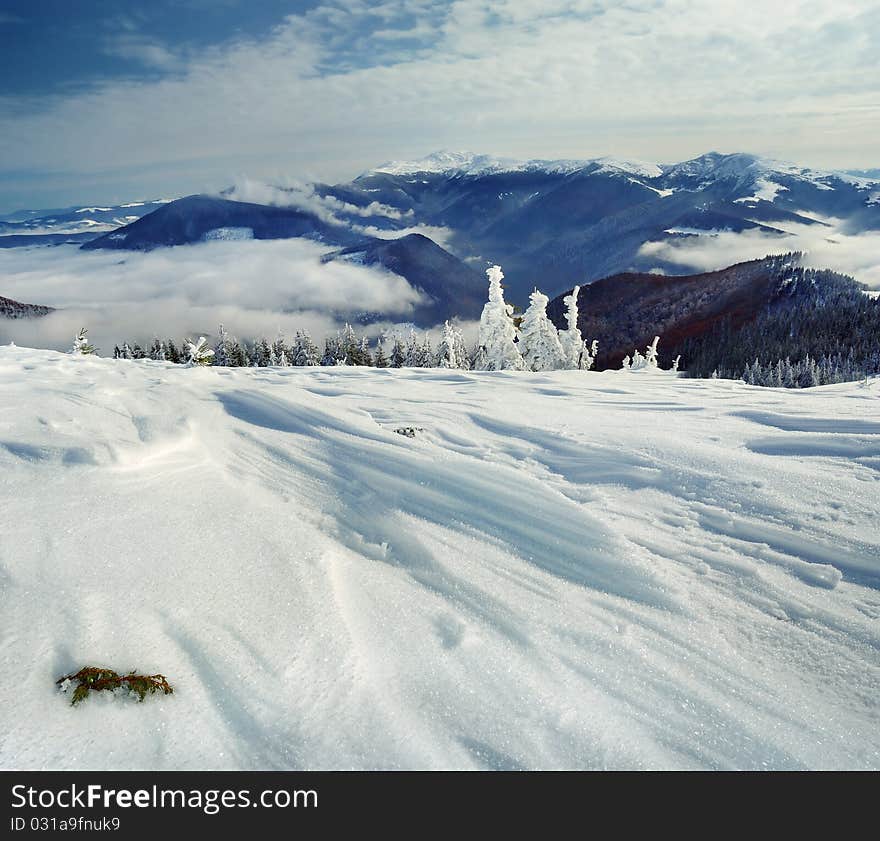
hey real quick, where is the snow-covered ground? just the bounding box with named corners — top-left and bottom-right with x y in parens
top-left (1, 346), bottom-right (878, 770)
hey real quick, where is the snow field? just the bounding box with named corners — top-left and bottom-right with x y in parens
top-left (0, 347), bottom-right (877, 769)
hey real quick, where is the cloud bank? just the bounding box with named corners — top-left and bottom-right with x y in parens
top-left (0, 239), bottom-right (428, 353)
top-left (2, 0), bottom-right (879, 209)
top-left (639, 216), bottom-right (880, 289)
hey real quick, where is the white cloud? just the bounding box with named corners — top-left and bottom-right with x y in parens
top-left (0, 239), bottom-right (428, 352)
top-left (638, 216), bottom-right (880, 288)
top-left (224, 178), bottom-right (413, 226)
top-left (2, 0), bottom-right (878, 208)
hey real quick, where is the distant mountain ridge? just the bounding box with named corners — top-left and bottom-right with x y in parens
top-left (0, 295), bottom-right (54, 319)
top-left (545, 252), bottom-right (869, 369)
top-left (5, 150), bottom-right (878, 326)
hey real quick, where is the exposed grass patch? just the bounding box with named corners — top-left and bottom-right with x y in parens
top-left (56, 667), bottom-right (173, 706)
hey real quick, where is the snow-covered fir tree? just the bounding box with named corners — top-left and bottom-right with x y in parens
top-left (71, 328), bottom-right (95, 356)
top-left (321, 337), bottom-right (341, 366)
top-left (272, 331), bottom-right (288, 367)
top-left (436, 321), bottom-right (467, 369)
top-left (415, 333), bottom-right (433, 367)
top-left (404, 329), bottom-right (420, 367)
top-left (149, 338), bottom-right (166, 361)
top-left (373, 343), bottom-right (389, 368)
top-left (644, 336), bottom-right (660, 369)
top-left (228, 339), bottom-right (249, 367)
top-left (519, 289), bottom-right (565, 371)
top-left (477, 265), bottom-right (524, 371)
top-left (165, 339), bottom-right (181, 364)
top-left (185, 337), bottom-right (215, 366)
top-left (557, 285), bottom-right (597, 370)
top-left (291, 331), bottom-right (320, 366)
top-left (251, 337), bottom-right (271, 367)
top-left (214, 325), bottom-right (232, 367)
top-left (558, 286), bottom-right (583, 368)
top-left (389, 337), bottom-right (406, 368)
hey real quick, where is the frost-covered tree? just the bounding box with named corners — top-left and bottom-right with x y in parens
top-left (415, 333), bottom-right (433, 367)
top-left (228, 340), bottom-right (249, 367)
top-left (71, 328), bottom-right (95, 356)
top-left (213, 325), bottom-right (232, 367)
top-left (435, 322), bottom-right (455, 368)
top-left (272, 331), bottom-right (288, 367)
top-left (644, 336), bottom-right (660, 369)
top-left (389, 337), bottom-right (406, 368)
top-left (621, 354), bottom-right (631, 370)
top-left (165, 339), bottom-right (181, 364)
top-left (339, 324), bottom-right (371, 366)
top-left (149, 338), bottom-right (166, 361)
top-left (251, 337), bottom-right (272, 367)
top-left (558, 286), bottom-right (586, 369)
top-left (291, 331), bottom-right (320, 366)
top-left (121, 342), bottom-right (133, 360)
top-left (131, 343), bottom-right (147, 360)
top-left (404, 329), bottom-right (420, 367)
top-left (477, 265), bottom-right (523, 371)
top-left (185, 337), bottom-right (215, 366)
top-left (321, 337), bottom-right (341, 366)
top-left (582, 339), bottom-right (598, 371)
top-left (519, 289), bottom-right (565, 371)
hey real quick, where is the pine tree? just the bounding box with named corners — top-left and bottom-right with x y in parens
top-left (415, 334), bottom-right (433, 367)
top-left (149, 338), bottom-right (165, 361)
top-left (321, 337), bottom-right (339, 366)
top-left (477, 265), bottom-right (524, 371)
top-left (214, 325), bottom-right (232, 367)
top-left (435, 321), bottom-right (460, 368)
top-left (165, 339), bottom-right (181, 364)
top-left (558, 286), bottom-right (590, 369)
top-left (228, 340), bottom-right (249, 367)
top-left (292, 331), bottom-right (320, 366)
top-left (251, 337), bottom-right (271, 367)
top-left (519, 289), bottom-right (565, 371)
top-left (71, 328), bottom-right (95, 355)
top-left (272, 331), bottom-right (288, 367)
top-left (644, 336), bottom-right (660, 369)
top-left (374, 343), bottom-right (389, 368)
top-left (404, 329), bottom-right (420, 367)
top-left (389, 337), bottom-right (406, 368)
top-left (185, 337), bottom-right (215, 366)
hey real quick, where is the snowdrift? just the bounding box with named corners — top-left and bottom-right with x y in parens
top-left (0, 347), bottom-right (878, 769)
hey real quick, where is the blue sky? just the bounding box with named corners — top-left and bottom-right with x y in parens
top-left (1, 0), bottom-right (878, 212)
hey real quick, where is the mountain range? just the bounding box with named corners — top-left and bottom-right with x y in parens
top-left (2, 150), bottom-right (878, 330)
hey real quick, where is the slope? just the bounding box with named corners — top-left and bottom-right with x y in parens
top-left (0, 347), bottom-right (877, 770)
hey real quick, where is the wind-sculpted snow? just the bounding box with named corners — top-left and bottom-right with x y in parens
top-left (0, 348), bottom-right (878, 769)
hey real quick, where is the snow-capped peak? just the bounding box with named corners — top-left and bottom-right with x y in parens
top-left (368, 150), bottom-right (663, 179)
top-left (663, 151), bottom-right (877, 192)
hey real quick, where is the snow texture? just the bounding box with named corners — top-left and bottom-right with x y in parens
top-left (0, 346), bottom-right (878, 770)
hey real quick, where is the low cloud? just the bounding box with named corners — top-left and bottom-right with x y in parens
top-left (0, 239), bottom-right (427, 352)
top-left (224, 178), bottom-right (413, 226)
top-left (638, 216), bottom-right (880, 289)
